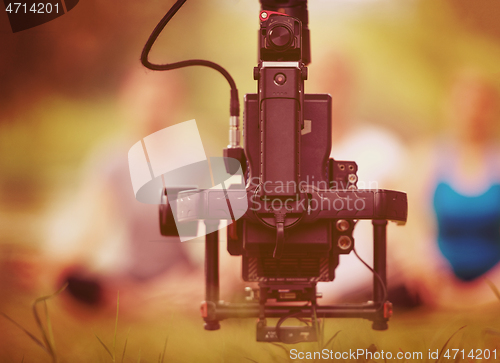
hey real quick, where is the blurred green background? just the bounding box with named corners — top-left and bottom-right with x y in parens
top-left (1, 0), bottom-right (500, 361)
top-left (1, 0), bottom-right (500, 239)
top-left (1, 0), bottom-right (500, 224)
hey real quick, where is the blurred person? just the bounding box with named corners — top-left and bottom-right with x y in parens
top-left (44, 66), bottom-right (243, 315)
top-left (310, 53), bottom-right (412, 304)
top-left (398, 68), bottom-right (500, 308)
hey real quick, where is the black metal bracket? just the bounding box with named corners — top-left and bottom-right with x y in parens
top-left (200, 218), bottom-right (393, 342)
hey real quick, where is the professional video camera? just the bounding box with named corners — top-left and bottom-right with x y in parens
top-left (139, 0), bottom-right (407, 344)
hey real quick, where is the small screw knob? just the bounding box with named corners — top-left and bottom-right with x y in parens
top-left (336, 219), bottom-right (350, 232)
top-left (338, 236), bottom-right (352, 250)
top-left (301, 67), bottom-right (308, 80)
top-left (274, 73), bottom-right (286, 85)
top-left (253, 67), bottom-right (260, 80)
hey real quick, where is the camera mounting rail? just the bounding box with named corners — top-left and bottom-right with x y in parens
top-left (174, 188), bottom-right (407, 224)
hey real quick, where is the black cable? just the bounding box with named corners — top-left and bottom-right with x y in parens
top-left (140, 0), bottom-right (240, 116)
top-left (273, 213), bottom-right (286, 259)
top-left (352, 247), bottom-right (388, 310)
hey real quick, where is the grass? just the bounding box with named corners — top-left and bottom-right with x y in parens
top-left (2, 283), bottom-right (67, 363)
top-left (94, 292), bottom-right (121, 362)
top-left (2, 285), bottom-right (500, 362)
top-left (2, 288), bottom-right (175, 363)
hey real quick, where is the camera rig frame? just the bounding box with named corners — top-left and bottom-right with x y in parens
top-left (141, 0), bottom-right (407, 343)
top-left (182, 187), bottom-right (406, 342)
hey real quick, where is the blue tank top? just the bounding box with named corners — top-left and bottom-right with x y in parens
top-left (433, 181), bottom-right (500, 281)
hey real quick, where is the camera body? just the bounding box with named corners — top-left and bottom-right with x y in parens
top-left (230, 11), bottom-right (356, 287)
top-left (159, 3), bottom-right (407, 343)
top-left (235, 94), bottom-right (354, 283)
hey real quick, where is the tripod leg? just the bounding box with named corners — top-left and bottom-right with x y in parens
top-left (372, 219), bottom-right (388, 330)
top-left (204, 221), bottom-right (220, 330)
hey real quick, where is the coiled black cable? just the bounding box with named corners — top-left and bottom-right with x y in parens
top-left (140, 0), bottom-right (240, 116)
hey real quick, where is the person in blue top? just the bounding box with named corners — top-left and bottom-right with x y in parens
top-left (434, 166), bottom-right (500, 281)
top-left (433, 70), bottom-right (500, 282)
top-left (399, 68), bottom-right (500, 308)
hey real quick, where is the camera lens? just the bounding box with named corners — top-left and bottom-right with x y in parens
top-left (268, 25), bottom-right (292, 49)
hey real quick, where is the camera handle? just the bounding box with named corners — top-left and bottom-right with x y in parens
top-left (373, 219), bottom-right (388, 330)
top-left (203, 221), bottom-right (221, 331)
